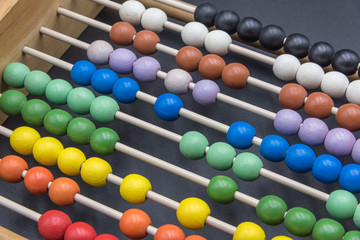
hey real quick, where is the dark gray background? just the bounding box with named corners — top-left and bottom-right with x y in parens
top-left (1, 0), bottom-right (360, 239)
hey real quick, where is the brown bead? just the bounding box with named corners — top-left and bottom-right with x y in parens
top-left (279, 83), bottom-right (308, 110)
top-left (304, 92), bottom-right (334, 119)
top-left (198, 54), bottom-right (226, 80)
top-left (221, 63), bottom-right (249, 89)
top-left (110, 22), bottom-right (136, 46)
top-left (133, 30), bottom-right (160, 55)
top-left (176, 46), bottom-right (203, 72)
top-left (48, 177), bottom-right (80, 206)
top-left (336, 103), bottom-right (360, 131)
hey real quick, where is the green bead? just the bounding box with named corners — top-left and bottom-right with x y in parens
top-left (326, 190), bottom-right (358, 220)
top-left (343, 231), bottom-right (360, 240)
top-left (179, 131), bottom-right (209, 160)
top-left (312, 218), bottom-right (345, 240)
top-left (3, 62), bottom-right (30, 88)
top-left (20, 99), bottom-right (51, 127)
top-left (44, 109), bottom-right (73, 136)
top-left (284, 207), bottom-right (316, 237)
top-left (67, 117), bottom-right (96, 145)
top-left (24, 70), bottom-right (51, 96)
top-left (256, 195), bottom-right (287, 225)
top-left (353, 204), bottom-right (360, 228)
top-left (232, 152), bottom-right (263, 181)
top-left (206, 142), bottom-right (236, 170)
top-left (0, 90), bottom-right (27, 116)
top-left (90, 127), bottom-right (120, 155)
top-left (207, 175), bottom-right (238, 204)
top-left (90, 96), bottom-right (119, 123)
top-left (67, 87), bottom-right (95, 114)
top-left (45, 79), bottom-right (73, 105)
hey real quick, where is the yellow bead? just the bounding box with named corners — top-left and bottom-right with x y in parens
top-left (33, 137), bottom-right (64, 166)
top-left (120, 174), bottom-right (152, 204)
top-left (272, 236), bottom-right (293, 240)
top-left (176, 197), bottom-right (211, 230)
top-left (57, 147), bottom-right (86, 176)
top-left (80, 157), bottom-right (112, 187)
top-left (10, 126), bottom-right (40, 155)
top-left (233, 222), bottom-right (266, 240)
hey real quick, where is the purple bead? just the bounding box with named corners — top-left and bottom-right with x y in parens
top-left (298, 118), bottom-right (329, 146)
top-left (324, 128), bottom-right (356, 157)
top-left (192, 80), bottom-right (220, 106)
top-left (351, 139), bottom-right (360, 164)
top-left (274, 109), bottom-right (303, 135)
top-left (109, 48), bottom-right (137, 74)
top-left (133, 56), bottom-right (161, 82)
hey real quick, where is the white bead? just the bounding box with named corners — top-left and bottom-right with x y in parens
top-left (164, 69), bottom-right (193, 94)
top-left (346, 80), bottom-right (360, 104)
top-left (141, 8), bottom-right (167, 33)
top-left (204, 30), bottom-right (232, 56)
top-left (273, 54), bottom-right (300, 81)
top-left (87, 40), bottom-right (114, 65)
top-left (181, 22), bottom-right (209, 48)
top-left (296, 62), bottom-right (324, 89)
top-left (119, 1), bottom-right (145, 26)
top-left (320, 71), bottom-right (349, 98)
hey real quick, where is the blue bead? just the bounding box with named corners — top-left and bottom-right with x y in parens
top-left (112, 78), bottom-right (140, 104)
top-left (285, 144), bottom-right (316, 173)
top-left (312, 154), bottom-right (342, 183)
top-left (226, 121), bottom-right (256, 149)
top-left (154, 93), bottom-right (183, 121)
top-left (260, 135), bottom-right (289, 162)
top-left (91, 69), bottom-right (118, 94)
top-left (71, 60), bottom-right (97, 86)
top-left (339, 164), bottom-right (360, 193)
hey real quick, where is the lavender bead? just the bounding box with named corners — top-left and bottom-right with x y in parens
top-left (133, 56), bottom-right (161, 82)
top-left (109, 48), bottom-right (137, 74)
top-left (352, 139), bottom-right (360, 164)
top-left (192, 80), bottom-right (220, 105)
top-left (324, 128), bottom-right (356, 157)
top-left (298, 118), bottom-right (329, 146)
top-left (274, 109), bottom-right (303, 135)
top-left (87, 40), bottom-right (114, 65)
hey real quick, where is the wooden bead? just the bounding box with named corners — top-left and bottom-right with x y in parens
top-left (154, 224), bottom-right (185, 240)
top-left (221, 63), bottom-right (249, 89)
top-left (320, 71), bottom-right (349, 98)
top-left (346, 80), bottom-right (360, 105)
top-left (198, 54), bottom-right (226, 80)
top-left (181, 22), bottom-right (209, 47)
top-left (295, 62), bottom-right (324, 90)
top-left (176, 46), bottom-right (203, 72)
top-left (335, 104), bottom-right (360, 131)
top-left (204, 30), bottom-right (232, 56)
top-left (141, 8), bottom-right (167, 33)
top-left (87, 40), bottom-right (113, 65)
top-left (133, 30), bottom-right (160, 55)
top-left (38, 210), bottom-right (72, 240)
top-left (0, 155), bottom-right (28, 183)
top-left (304, 92), bottom-right (334, 119)
top-left (48, 177), bottom-right (80, 206)
top-left (119, 0), bottom-right (145, 26)
top-left (164, 69), bottom-right (193, 94)
top-left (279, 83), bottom-right (307, 110)
top-left (110, 22), bottom-right (136, 46)
top-left (119, 209), bottom-right (151, 239)
top-left (273, 54), bottom-right (300, 81)
top-left (24, 167), bottom-right (54, 195)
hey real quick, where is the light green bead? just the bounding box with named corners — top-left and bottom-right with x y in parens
top-left (90, 96), bottom-right (119, 123)
top-left (67, 87), bottom-right (95, 114)
top-left (326, 190), bottom-right (358, 220)
top-left (179, 131), bottom-right (209, 160)
top-left (353, 204), bottom-right (360, 228)
top-left (232, 152), bottom-right (263, 181)
top-left (44, 109), bottom-right (73, 136)
top-left (67, 117), bottom-right (96, 145)
top-left (45, 79), bottom-right (73, 105)
top-left (206, 142), bottom-right (236, 171)
top-left (312, 218), bottom-right (345, 240)
top-left (343, 231), bottom-right (360, 240)
top-left (24, 70), bottom-right (51, 96)
top-left (3, 62), bottom-right (30, 88)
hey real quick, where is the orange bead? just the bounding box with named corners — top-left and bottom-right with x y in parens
top-left (110, 22), bottom-right (136, 46)
top-left (279, 83), bottom-right (308, 110)
top-left (176, 46), bottom-right (203, 72)
top-left (304, 92), bottom-right (334, 119)
top-left (48, 177), bottom-right (80, 206)
top-left (119, 209), bottom-right (151, 239)
top-left (0, 155), bottom-right (28, 183)
top-left (185, 235), bottom-right (207, 240)
top-left (221, 63), bottom-right (249, 89)
top-left (336, 103), bottom-right (360, 131)
top-left (133, 30), bottom-right (160, 55)
top-left (24, 167), bottom-right (54, 195)
top-left (154, 224), bottom-right (185, 240)
top-left (198, 54), bottom-right (226, 80)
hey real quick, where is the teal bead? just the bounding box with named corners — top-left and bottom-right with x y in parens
top-left (0, 90), bottom-right (27, 116)
top-left (90, 96), bottom-right (119, 123)
top-left (326, 190), bottom-right (358, 220)
top-left (206, 142), bottom-right (236, 170)
top-left (312, 218), bottom-right (345, 240)
top-left (179, 131), bottom-right (209, 160)
top-left (45, 79), bottom-right (73, 105)
top-left (24, 70), bottom-right (51, 96)
top-left (343, 231), bottom-right (360, 240)
top-left (20, 99), bottom-right (51, 127)
top-left (67, 87), bottom-right (95, 114)
top-left (353, 204), bottom-right (360, 228)
top-left (67, 117), bottom-right (96, 145)
top-left (207, 175), bottom-right (238, 204)
top-left (44, 109), bottom-right (73, 136)
top-left (232, 152), bottom-right (263, 181)
top-left (256, 195), bottom-right (287, 225)
top-left (90, 127), bottom-right (120, 155)
top-left (3, 62), bottom-right (30, 88)
top-left (284, 207), bottom-right (316, 237)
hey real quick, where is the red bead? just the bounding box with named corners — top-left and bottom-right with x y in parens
top-left (0, 155), bottom-right (28, 183)
top-left (154, 224), bottom-right (185, 240)
top-left (119, 209), bottom-right (151, 239)
top-left (48, 177), bottom-right (80, 206)
top-left (64, 222), bottom-right (97, 240)
top-left (185, 235), bottom-right (207, 240)
top-left (24, 166), bottom-right (54, 195)
top-left (38, 210), bottom-right (72, 240)
top-left (95, 233), bottom-right (119, 240)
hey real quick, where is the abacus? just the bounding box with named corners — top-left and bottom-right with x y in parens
top-left (1, 0), bottom-right (360, 239)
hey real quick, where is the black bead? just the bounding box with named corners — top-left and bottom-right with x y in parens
top-left (237, 17), bottom-right (262, 42)
top-left (194, 3), bottom-right (218, 28)
top-left (214, 10), bottom-right (240, 34)
top-left (283, 33), bottom-right (310, 59)
top-left (259, 25), bottom-right (286, 51)
top-left (332, 49), bottom-right (360, 75)
top-left (308, 42), bottom-right (334, 67)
